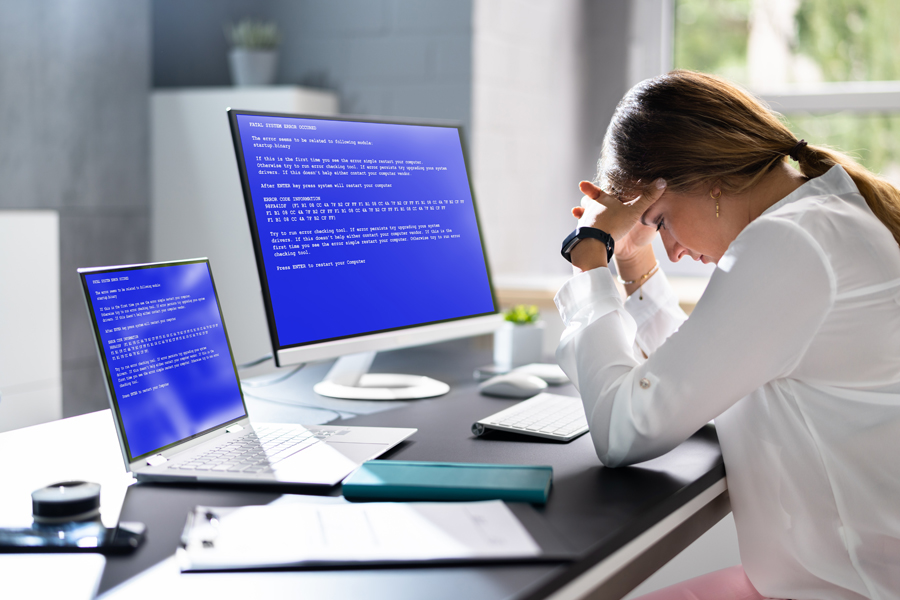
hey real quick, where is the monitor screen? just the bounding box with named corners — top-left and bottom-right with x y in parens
top-left (80, 260), bottom-right (247, 460)
top-left (228, 111), bottom-right (499, 368)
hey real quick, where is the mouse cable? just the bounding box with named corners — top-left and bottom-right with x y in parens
top-left (239, 363), bottom-right (306, 388)
top-left (237, 354), bottom-right (274, 370)
top-left (239, 390), bottom-right (363, 420)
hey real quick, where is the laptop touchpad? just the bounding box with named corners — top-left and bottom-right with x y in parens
top-left (325, 441), bottom-right (391, 463)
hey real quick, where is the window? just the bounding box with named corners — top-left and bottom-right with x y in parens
top-left (675, 0), bottom-right (900, 184)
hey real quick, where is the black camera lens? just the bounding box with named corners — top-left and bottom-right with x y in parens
top-left (32, 481), bottom-right (101, 524)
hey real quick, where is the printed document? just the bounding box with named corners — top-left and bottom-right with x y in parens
top-left (179, 500), bottom-right (541, 571)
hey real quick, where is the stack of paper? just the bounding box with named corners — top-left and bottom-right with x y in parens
top-left (178, 500), bottom-right (544, 571)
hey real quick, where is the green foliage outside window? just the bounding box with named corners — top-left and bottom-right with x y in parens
top-left (675, 0), bottom-right (900, 83)
top-left (793, 0), bottom-right (900, 177)
top-left (674, 0), bottom-right (751, 84)
top-left (796, 0), bottom-right (900, 82)
top-left (674, 0), bottom-right (900, 180)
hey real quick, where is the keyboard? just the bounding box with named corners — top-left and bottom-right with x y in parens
top-left (471, 393), bottom-right (589, 442)
top-left (167, 425), bottom-right (320, 474)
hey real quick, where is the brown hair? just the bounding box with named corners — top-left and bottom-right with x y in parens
top-left (597, 69), bottom-right (900, 247)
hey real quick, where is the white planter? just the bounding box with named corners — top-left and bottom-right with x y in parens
top-left (493, 321), bottom-right (545, 370)
top-left (229, 49), bottom-right (279, 86)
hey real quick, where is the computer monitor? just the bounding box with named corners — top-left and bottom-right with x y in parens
top-left (227, 110), bottom-right (502, 400)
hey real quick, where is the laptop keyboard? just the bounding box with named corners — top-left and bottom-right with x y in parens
top-left (167, 426), bottom-right (319, 474)
top-left (472, 393), bottom-right (589, 442)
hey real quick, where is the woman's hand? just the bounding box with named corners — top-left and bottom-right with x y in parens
top-left (572, 179), bottom-right (666, 262)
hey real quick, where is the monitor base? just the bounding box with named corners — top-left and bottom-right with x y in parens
top-left (314, 374), bottom-right (449, 401)
top-left (313, 352), bottom-right (450, 401)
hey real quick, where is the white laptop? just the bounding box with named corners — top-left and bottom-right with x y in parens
top-left (78, 258), bottom-right (415, 486)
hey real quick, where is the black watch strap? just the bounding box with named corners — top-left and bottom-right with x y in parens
top-left (561, 227), bottom-right (614, 263)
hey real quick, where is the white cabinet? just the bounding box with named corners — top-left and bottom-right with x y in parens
top-left (0, 211), bottom-right (62, 432)
top-left (151, 87), bottom-right (338, 364)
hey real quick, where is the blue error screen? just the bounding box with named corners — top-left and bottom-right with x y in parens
top-left (83, 262), bottom-right (246, 460)
top-left (234, 114), bottom-right (496, 348)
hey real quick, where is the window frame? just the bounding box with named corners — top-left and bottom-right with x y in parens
top-left (758, 80), bottom-right (900, 114)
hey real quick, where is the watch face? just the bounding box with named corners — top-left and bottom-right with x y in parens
top-left (561, 230), bottom-right (581, 262)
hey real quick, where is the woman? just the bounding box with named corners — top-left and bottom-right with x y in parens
top-left (556, 70), bottom-right (900, 599)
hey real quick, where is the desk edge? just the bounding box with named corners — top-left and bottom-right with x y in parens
top-left (543, 476), bottom-right (729, 600)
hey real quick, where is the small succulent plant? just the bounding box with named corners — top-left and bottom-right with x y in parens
top-left (226, 19), bottom-right (281, 50)
top-left (503, 304), bottom-right (540, 324)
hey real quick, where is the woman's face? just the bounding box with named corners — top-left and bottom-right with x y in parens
top-left (639, 188), bottom-right (743, 265)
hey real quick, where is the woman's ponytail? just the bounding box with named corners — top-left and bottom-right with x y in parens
top-left (795, 143), bottom-right (900, 247)
top-left (601, 70), bottom-right (900, 250)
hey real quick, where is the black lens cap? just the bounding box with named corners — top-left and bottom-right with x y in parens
top-left (32, 481), bottom-right (101, 524)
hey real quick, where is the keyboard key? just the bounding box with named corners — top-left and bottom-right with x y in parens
top-left (181, 429), bottom-right (318, 472)
top-left (176, 426), bottom-right (320, 474)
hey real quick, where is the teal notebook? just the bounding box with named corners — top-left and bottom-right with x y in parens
top-left (341, 461), bottom-right (553, 504)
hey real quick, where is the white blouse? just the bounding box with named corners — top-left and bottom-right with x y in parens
top-left (555, 166), bottom-right (900, 600)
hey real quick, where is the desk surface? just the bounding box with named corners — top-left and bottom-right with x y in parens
top-left (0, 338), bottom-right (728, 600)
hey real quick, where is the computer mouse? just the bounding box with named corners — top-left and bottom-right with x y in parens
top-left (478, 373), bottom-right (548, 398)
top-left (512, 363), bottom-right (570, 386)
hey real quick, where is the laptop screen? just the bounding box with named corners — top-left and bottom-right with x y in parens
top-left (80, 260), bottom-right (247, 461)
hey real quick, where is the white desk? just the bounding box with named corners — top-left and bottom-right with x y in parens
top-left (0, 411), bottom-right (131, 599)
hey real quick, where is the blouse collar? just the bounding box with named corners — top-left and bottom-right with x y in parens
top-left (761, 165), bottom-right (859, 217)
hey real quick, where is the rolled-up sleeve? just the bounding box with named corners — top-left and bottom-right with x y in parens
top-left (555, 218), bottom-right (835, 467)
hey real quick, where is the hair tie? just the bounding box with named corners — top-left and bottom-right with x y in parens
top-left (788, 139), bottom-right (808, 161)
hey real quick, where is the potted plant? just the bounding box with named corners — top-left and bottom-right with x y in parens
top-left (494, 305), bottom-right (545, 370)
top-left (225, 19), bottom-right (281, 86)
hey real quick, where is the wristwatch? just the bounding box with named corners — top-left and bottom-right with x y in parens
top-left (561, 227), bottom-right (614, 263)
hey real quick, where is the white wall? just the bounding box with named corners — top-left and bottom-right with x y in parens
top-left (471, 0), bottom-right (628, 286)
top-left (472, 0), bottom-right (714, 286)
top-left (153, 0), bottom-right (475, 134)
top-left (0, 211), bottom-right (62, 432)
top-left (0, 0), bottom-right (151, 418)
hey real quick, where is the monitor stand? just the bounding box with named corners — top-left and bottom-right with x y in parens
top-left (313, 351), bottom-right (450, 401)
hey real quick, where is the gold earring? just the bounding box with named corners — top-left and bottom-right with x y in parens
top-left (710, 189), bottom-right (721, 218)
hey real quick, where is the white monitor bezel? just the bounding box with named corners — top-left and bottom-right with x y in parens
top-left (275, 312), bottom-right (504, 366)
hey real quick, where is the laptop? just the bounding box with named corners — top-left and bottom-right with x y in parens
top-left (78, 258), bottom-right (415, 486)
